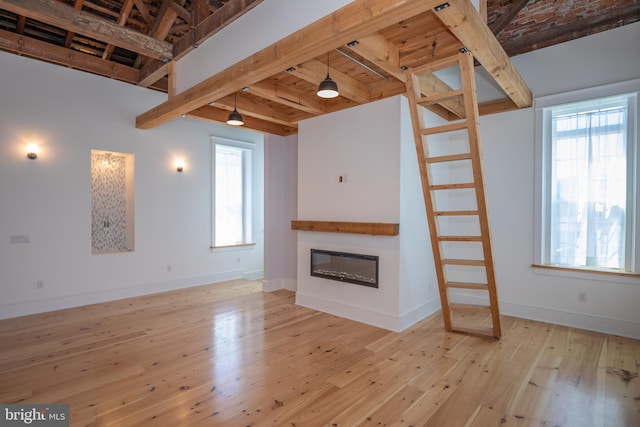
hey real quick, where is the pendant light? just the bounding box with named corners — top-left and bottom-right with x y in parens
top-left (226, 92), bottom-right (244, 126)
top-left (317, 52), bottom-right (339, 98)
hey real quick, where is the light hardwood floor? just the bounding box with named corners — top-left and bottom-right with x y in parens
top-left (0, 279), bottom-right (638, 426)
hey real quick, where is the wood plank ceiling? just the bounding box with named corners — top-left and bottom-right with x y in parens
top-left (0, 0), bottom-right (638, 135)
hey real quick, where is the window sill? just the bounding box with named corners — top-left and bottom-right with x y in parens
top-left (532, 264), bottom-right (640, 285)
top-left (210, 243), bottom-right (256, 250)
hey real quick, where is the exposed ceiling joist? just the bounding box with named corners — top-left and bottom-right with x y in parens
top-left (0, 27), bottom-right (141, 83)
top-left (0, 0), bottom-right (636, 135)
top-left (188, 105), bottom-right (297, 135)
top-left (0, 0), bottom-right (173, 61)
top-left (135, 0), bottom-right (450, 129)
top-left (102, 0), bottom-right (135, 61)
top-left (288, 59), bottom-right (371, 105)
top-left (215, 94), bottom-right (298, 127)
top-left (248, 81), bottom-right (327, 116)
top-left (347, 33), bottom-right (466, 120)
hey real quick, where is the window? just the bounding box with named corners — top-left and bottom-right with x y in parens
top-left (212, 138), bottom-right (254, 247)
top-left (535, 84), bottom-right (639, 275)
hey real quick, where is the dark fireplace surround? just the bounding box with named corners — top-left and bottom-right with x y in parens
top-left (310, 249), bottom-right (379, 288)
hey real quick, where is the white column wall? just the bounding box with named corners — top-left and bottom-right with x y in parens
top-left (263, 134), bottom-right (298, 292)
top-left (296, 97), bottom-right (439, 331)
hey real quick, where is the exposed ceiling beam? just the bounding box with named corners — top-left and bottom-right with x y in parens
top-left (170, 2), bottom-right (191, 24)
top-left (0, 0), bottom-right (173, 61)
top-left (139, 57), bottom-right (170, 88)
top-left (489, 0), bottom-right (530, 36)
top-left (136, 0), bottom-right (444, 129)
top-left (348, 34), bottom-right (466, 119)
top-left (247, 81), bottom-right (326, 115)
top-left (347, 33), bottom-right (403, 81)
top-left (149, 0), bottom-right (179, 40)
top-left (63, 0), bottom-right (84, 48)
top-left (191, 0), bottom-right (210, 29)
top-left (433, 0), bottom-right (532, 108)
top-left (478, 98), bottom-right (518, 116)
top-left (0, 28), bottom-right (140, 84)
top-left (102, 0), bottom-right (135, 61)
top-left (15, 15), bottom-right (26, 33)
top-left (133, 0), bottom-right (178, 69)
top-left (417, 73), bottom-right (466, 119)
top-left (132, 0), bottom-right (154, 29)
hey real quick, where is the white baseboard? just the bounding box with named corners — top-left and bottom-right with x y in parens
top-left (500, 301), bottom-right (640, 340)
top-left (295, 292), bottom-right (440, 332)
top-left (449, 291), bottom-right (640, 340)
top-left (262, 278), bottom-right (297, 292)
top-left (0, 270), bottom-right (246, 320)
top-left (243, 269), bottom-right (264, 281)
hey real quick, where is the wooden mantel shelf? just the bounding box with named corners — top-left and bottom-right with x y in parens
top-left (291, 220), bottom-right (399, 236)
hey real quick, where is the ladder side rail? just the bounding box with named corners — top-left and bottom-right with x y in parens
top-left (404, 70), bottom-right (452, 332)
top-left (458, 51), bottom-right (502, 337)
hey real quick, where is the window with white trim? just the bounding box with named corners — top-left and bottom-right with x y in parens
top-left (535, 85), bottom-right (639, 274)
top-left (212, 138), bottom-right (254, 247)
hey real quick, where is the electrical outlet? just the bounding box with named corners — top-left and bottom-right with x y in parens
top-left (578, 291), bottom-right (587, 302)
top-left (10, 235), bottom-right (29, 244)
top-left (36, 280), bottom-right (44, 289)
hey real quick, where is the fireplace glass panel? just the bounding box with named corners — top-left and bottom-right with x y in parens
top-left (310, 249), bottom-right (379, 288)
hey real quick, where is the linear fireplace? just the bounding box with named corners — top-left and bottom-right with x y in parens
top-left (310, 249), bottom-right (379, 288)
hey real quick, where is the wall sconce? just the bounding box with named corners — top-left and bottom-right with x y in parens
top-left (175, 159), bottom-right (185, 173)
top-left (26, 143), bottom-right (39, 160)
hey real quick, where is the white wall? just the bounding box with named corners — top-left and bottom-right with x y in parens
top-left (0, 51), bottom-right (267, 318)
top-left (263, 134), bottom-right (298, 292)
top-left (476, 22), bottom-right (640, 338)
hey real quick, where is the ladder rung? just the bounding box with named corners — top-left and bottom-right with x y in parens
top-left (442, 259), bottom-right (485, 266)
top-left (430, 182), bottom-right (475, 191)
top-left (438, 235), bottom-right (482, 242)
top-left (434, 210), bottom-right (479, 216)
top-left (422, 121), bottom-right (468, 135)
top-left (426, 153), bottom-right (471, 163)
top-left (450, 303), bottom-right (492, 313)
top-left (446, 282), bottom-right (488, 290)
top-left (418, 89), bottom-right (464, 106)
top-left (451, 324), bottom-right (497, 337)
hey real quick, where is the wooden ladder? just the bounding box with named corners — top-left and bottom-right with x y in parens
top-left (405, 51), bottom-right (501, 338)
